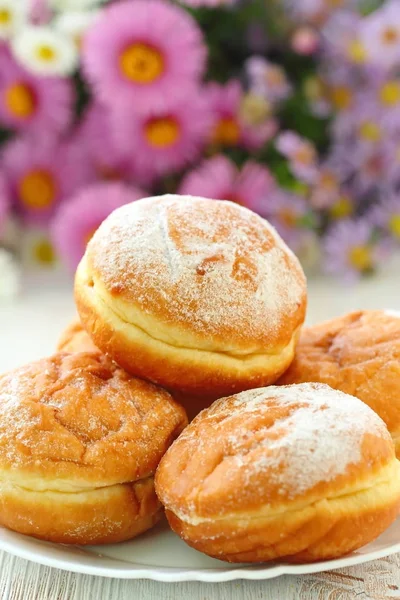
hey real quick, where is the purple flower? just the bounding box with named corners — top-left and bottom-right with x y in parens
top-left (51, 182), bottom-right (144, 271)
top-left (246, 56), bottom-right (292, 103)
top-left (368, 192), bottom-right (400, 242)
top-left (179, 154), bottom-right (275, 213)
top-left (263, 188), bottom-right (310, 250)
top-left (359, 1), bottom-right (400, 69)
top-left (322, 219), bottom-right (388, 283)
top-left (2, 134), bottom-right (92, 225)
top-left (0, 51), bottom-right (73, 134)
top-left (83, 0), bottom-right (206, 111)
top-left (276, 131), bottom-right (318, 183)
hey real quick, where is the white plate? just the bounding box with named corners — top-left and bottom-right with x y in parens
top-left (0, 517), bottom-right (400, 582)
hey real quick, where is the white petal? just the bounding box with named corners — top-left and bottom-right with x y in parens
top-left (11, 25), bottom-right (79, 76)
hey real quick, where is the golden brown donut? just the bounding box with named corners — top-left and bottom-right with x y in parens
top-left (0, 352), bottom-right (187, 545)
top-left (75, 194), bottom-right (307, 400)
top-left (57, 319), bottom-right (99, 353)
top-left (155, 383), bottom-right (400, 563)
top-left (278, 310), bottom-right (400, 456)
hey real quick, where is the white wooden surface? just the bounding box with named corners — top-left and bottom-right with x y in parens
top-left (0, 262), bottom-right (399, 599)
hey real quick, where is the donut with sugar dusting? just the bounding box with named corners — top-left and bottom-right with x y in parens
top-left (155, 382), bottom-right (400, 563)
top-left (74, 195), bottom-right (307, 400)
top-left (57, 318), bottom-right (99, 354)
top-left (278, 310), bottom-right (400, 457)
top-left (0, 352), bottom-right (187, 544)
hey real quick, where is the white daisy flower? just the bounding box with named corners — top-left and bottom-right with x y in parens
top-left (0, 0), bottom-right (27, 40)
top-left (12, 25), bottom-right (79, 76)
top-left (0, 248), bottom-right (20, 300)
top-left (54, 10), bottom-right (99, 49)
top-left (49, 0), bottom-right (104, 11)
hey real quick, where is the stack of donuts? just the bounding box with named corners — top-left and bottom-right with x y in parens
top-left (1, 194), bottom-right (400, 564)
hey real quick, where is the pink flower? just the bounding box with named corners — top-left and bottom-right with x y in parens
top-left (179, 154), bottom-right (275, 213)
top-left (359, 1), bottom-right (400, 68)
top-left (29, 0), bottom-right (52, 25)
top-left (206, 80), bottom-right (276, 150)
top-left (291, 27), bottom-right (320, 55)
top-left (0, 52), bottom-right (73, 134)
top-left (111, 89), bottom-right (212, 179)
top-left (246, 56), bottom-right (292, 103)
top-left (1, 134), bottom-right (91, 225)
top-left (51, 182), bottom-right (143, 271)
top-left (265, 188), bottom-right (310, 248)
top-left (83, 0), bottom-right (206, 110)
top-left (77, 102), bottom-right (139, 185)
top-left (276, 131), bottom-right (318, 183)
top-left (323, 219), bottom-right (388, 283)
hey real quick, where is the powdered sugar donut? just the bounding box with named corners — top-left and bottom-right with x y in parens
top-left (75, 195), bottom-right (307, 400)
top-left (155, 382), bottom-right (400, 563)
top-left (278, 310), bottom-right (400, 456)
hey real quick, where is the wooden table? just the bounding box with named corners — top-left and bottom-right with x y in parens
top-left (0, 263), bottom-right (399, 599)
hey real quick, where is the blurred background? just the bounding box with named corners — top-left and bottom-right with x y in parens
top-left (0, 0), bottom-right (399, 299)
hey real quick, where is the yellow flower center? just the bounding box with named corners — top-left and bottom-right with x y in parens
top-left (349, 245), bottom-right (373, 271)
top-left (380, 81), bottom-right (400, 106)
top-left (265, 66), bottom-right (285, 87)
top-left (4, 83), bottom-right (36, 119)
top-left (382, 26), bottom-right (399, 45)
top-left (33, 239), bottom-right (56, 265)
top-left (346, 39), bottom-right (367, 64)
top-left (304, 76), bottom-right (325, 101)
top-left (330, 85), bottom-right (353, 110)
top-left (319, 171), bottom-right (338, 191)
top-left (0, 9), bottom-right (11, 24)
top-left (145, 117), bottom-right (180, 147)
top-left (36, 45), bottom-right (56, 63)
top-left (279, 208), bottom-right (297, 227)
top-left (326, 0), bottom-right (344, 6)
top-left (119, 43), bottom-right (164, 84)
top-left (212, 117), bottom-right (240, 146)
top-left (389, 215), bottom-right (400, 238)
top-left (329, 196), bottom-right (353, 219)
top-left (294, 145), bottom-right (315, 165)
top-left (239, 93), bottom-right (271, 126)
top-left (359, 121), bottom-right (381, 142)
top-left (19, 170), bottom-right (56, 210)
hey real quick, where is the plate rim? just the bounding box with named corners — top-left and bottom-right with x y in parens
top-left (0, 530), bottom-right (399, 582)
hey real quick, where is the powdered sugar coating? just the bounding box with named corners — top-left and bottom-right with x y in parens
top-left (168, 383), bottom-right (392, 513)
top-left (87, 195), bottom-right (306, 347)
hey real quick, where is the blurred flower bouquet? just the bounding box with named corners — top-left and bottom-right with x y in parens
top-left (0, 0), bottom-right (398, 286)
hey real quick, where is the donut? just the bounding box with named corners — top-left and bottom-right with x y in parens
top-left (75, 194), bottom-right (307, 400)
top-left (57, 319), bottom-right (99, 353)
top-left (0, 352), bottom-right (187, 544)
top-left (278, 310), bottom-right (400, 455)
top-left (155, 383), bottom-right (400, 563)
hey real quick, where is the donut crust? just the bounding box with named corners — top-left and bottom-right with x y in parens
top-left (278, 310), bottom-right (400, 455)
top-left (155, 383), bottom-right (400, 563)
top-left (57, 319), bottom-right (99, 354)
top-left (75, 195), bottom-right (307, 399)
top-left (0, 352), bottom-right (187, 544)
